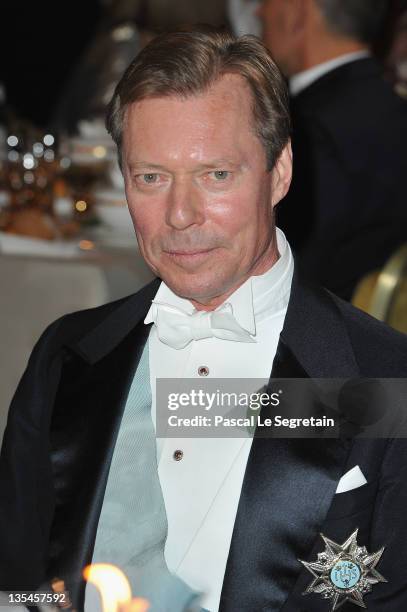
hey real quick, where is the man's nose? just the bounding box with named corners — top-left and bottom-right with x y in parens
top-left (165, 178), bottom-right (205, 230)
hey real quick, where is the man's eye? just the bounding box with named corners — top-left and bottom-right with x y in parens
top-left (211, 170), bottom-right (230, 180)
top-left (141, 173), bottom-right (159, 184)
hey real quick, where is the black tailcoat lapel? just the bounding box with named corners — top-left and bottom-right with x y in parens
top-left (46, 279), bottom-right (160, 606)
top-left (220, 274), bottom-right (360, 611)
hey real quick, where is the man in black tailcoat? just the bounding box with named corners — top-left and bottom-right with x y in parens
top-left (1, 26), bottom-right (407, 612)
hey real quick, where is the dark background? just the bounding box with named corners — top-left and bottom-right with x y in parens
top-left (0, 1), bottom-right (102, 126)
top-left (0, 0), bottom-right (406, 128)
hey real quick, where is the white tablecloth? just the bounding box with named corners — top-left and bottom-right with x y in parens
top-left (0, 238), bottom-right (155, 443)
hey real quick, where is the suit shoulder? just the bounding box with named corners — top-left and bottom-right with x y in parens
top-left (33, 278), bottom-right (159, 354)
top-left (329, 292), bottom-right (407, 376)
top-left (295, 61), bottom-right (407, 121)
top-left (293, 64), bottom-right (407, 156)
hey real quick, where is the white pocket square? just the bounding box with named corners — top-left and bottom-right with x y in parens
top-left (335, 465), bottom-right (367, 494)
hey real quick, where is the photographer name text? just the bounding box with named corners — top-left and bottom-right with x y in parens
top-left (167, 415), bottom-right (335, 429)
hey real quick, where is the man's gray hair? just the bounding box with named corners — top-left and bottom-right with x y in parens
top-left (315, 0), bottom-right (388, 43)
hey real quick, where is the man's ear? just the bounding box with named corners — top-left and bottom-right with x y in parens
top-left (271, 140), bottom-right (293, 208)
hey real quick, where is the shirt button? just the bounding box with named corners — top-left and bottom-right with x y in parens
top-left (173, 449), bottom-right (184, 461)
top-left (198, 365), bottom-right (209, 376)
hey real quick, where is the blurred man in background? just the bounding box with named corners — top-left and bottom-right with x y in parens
top-left (258, 0), bottom-right (407, 299)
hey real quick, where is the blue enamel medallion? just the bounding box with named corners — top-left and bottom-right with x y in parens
top-left (330, 559), bottom-right (361, 590)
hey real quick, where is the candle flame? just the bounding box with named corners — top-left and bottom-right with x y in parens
top-left (83, 564), bottom-right (131, 612)
top-left (120, 599), bottom-right (150, 612)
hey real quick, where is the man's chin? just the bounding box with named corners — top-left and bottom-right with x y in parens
top-left (158, 272), bottom-right (230, 306)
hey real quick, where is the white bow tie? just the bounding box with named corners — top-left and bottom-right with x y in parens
top-left (151, 302), bottom-right (256, 350)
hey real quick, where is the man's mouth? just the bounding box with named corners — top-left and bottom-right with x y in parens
top-left (163, 248), bottom-right (217, 264)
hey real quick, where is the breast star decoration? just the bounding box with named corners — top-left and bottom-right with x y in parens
top-left (299, 529), bottom-right (387, 610)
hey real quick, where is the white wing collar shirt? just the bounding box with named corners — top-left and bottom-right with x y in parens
top-left (144, 228), bottom-right (294, 612)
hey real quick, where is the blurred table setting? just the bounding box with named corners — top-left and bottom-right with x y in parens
top-left (0, 118), bottom-right (154, 441)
